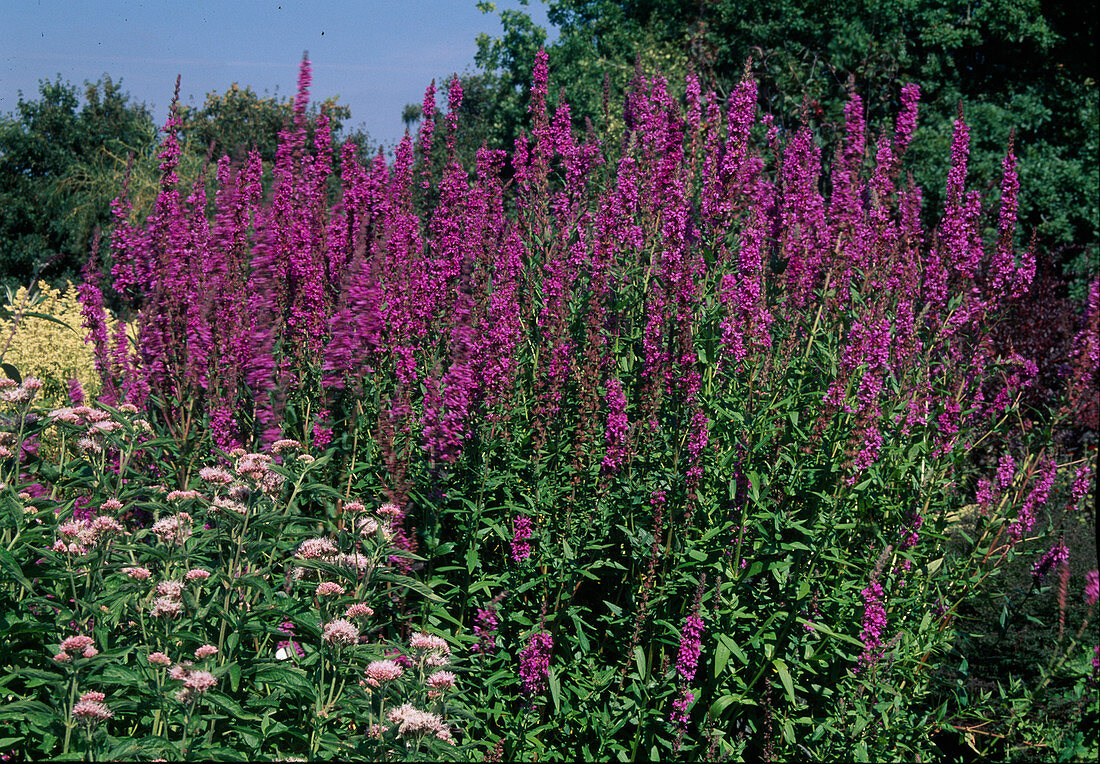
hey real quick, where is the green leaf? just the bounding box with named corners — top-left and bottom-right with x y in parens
top-left (377, 572), bottom-right (443, 603)
top-left (634, 645), bottom-right (646, 679)
top-left (21, 311), bottom-right (76, 331)
top-left (774, 658), bottom-right (795, 705)
top-left (0, 547), bottom-right (33, 592)
top-left (548, 665), bottom-right (561, 714)
top-left (714, 638), bottom-right (730, 678)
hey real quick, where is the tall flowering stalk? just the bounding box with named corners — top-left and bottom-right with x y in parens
top-left (671, 579), bottom-right (706, 752)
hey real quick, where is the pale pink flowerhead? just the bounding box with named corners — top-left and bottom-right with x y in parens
top-left (212, 496), bottom-right (247, 515)
top-left (345, 501), bottom-right (366, 514)
top-left (315, 581), bottom-right (346, 596)
top-left (148, 652), bottom-right (172, 666)
top-left (377, 502), bottom-right (402, 519)
top-left (322, 618), bottom-right (359, 646)
top-left (72, 692), bottom-right (113, 724)
top-left (345, 603), bottom-right (374, 619)
top-left (296, 537), bottom-right (338, 560)
top-left (410, 632), bottom-right (450, 655)
top-left (151, 596), bottom-right (183, 618)
top-left (53, 652), bottom-right (71, 663)
top-left (168, 662), bottom-right (192, 681)
top-left (60, 635), bottom-right (95, 654)
top-left (166, 490), bottom-right (201, 502)
top-left (184, 670), bottom-right (217, 693)
top-left (427, 670), bottom-right (457, 690)
top-left (101, 498), bottom-right (124, 512)
top-left (386, 703), bottom-right (446, 738)
top-left (194, 644), bottom-right (218, 660)
top-left (151, 513), bottom-right (192, 545)
top-left (156, 580), bottom-right (185, 598)
top-left (259, 471), bottom-right (285, 497)
top-left (82, 646), bottom-right (99, 659)
top-left (91, 516), bottom-right (124, 535)
top-left (271, 438), bottom-right (303, 454)
top-left (198, 466), bottom-right (233, 486)
top-left (235, 452), bottom-right (273, 480)
top-left (338, 551), bottom-right (373, 575)
top-left (185, 568), bottom-right (211, 582)
top-left (367, 723), bottom-right (389, 739)
top-left (364, 659), bottom-right (404, 686)
top-left (122, 566), bottom-right (152, 580)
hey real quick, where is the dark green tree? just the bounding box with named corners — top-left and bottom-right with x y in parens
top-left (470, 0), bottom-right (1098, 293)
top-left (0, 76), bottom-right (157, 287)
top-left (178, 83), bottom-right (357, 165)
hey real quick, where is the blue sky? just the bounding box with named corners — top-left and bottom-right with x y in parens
top-left (2, 0), bottom-right (553, 148)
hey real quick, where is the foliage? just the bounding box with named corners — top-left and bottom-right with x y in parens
top-left (2, 55), bottom-right (1097, 761)
top-left (178, 80), bottom-right (360, 166)
top-left (0, 69), bottom-right (373, 292)
top-left (0, 281), bottom-right (116, 406)
top-left (471, 0), bottom-right (1098, 297)
top-left (0, 76), bottom-right (157, 289)
top-left (0, 393), bottom-right (464, 760)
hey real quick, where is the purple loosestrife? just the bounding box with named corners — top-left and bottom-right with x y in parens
top-left (940, 110), bottom-right (984, 283)
top-left (671, 579), bottom-right (706, 752)
top-left (1065, 278), bottom-right (1100, 429)
top-left (482, 225), bottom-right (525, 415)
top-left (779, 124), bottom-right (831, 307)
top-left (322, 243), bottom-right (384, 390)
top-left (417, 81), bottom-right (436, 188)
top-left (78, 241), bottom-right (119, 404)
top-left (858, 547), bottom-right (892, 673)
top-left (989, 133), bottom-right (1022, 298)
top-left (518, 630), bottom-right (553, 696)
top-left (601, 375), bottom-right (629, 474)
top-left (858, 579), bottom-right (887, 673)
top-left (1010, 458), bottom-right (1057, 540)
top-left (827, 92), bottom-right (870, 297)
top-left (423, 281), bottom-right (478, 464)
top-left (893, 83), bottom-right (921, 160)
top-left (67, 378), bottom-right (84, 405)
top-left (1032, 540), bottom-right (1070, 586)
top-left (380, 134), bottom-right (428, 386)
top-left (511, 515), bottom-right (533, 563)
top-left (472, 602), bottom-right (500, 655)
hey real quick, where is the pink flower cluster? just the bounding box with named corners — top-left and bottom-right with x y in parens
top-left (151, 579), bottom-right (185, 618)
top-left (168, 660), bottom-right (217, 703)
top-left (1032, 540), bottom-right (1070, 585)
top-left (410, 632), bottom-right (451, 667)
top-left (511, 515), bottom-right (533, 563)
top-left (151, 512), bottom-right (192, 545)
top-left (858, 579), bottom-right (888, 672)
top-left (365, 659), bottom-right (403, 686)
top-left (53, 634), bottom-right (98, 662)
top-left (518, 631), bottom-right (553, 695)
top-left (72, 690), bottom-right (113, 724)
top-left (322, 618), bottom-right (359, 646)
top-left (385, 703), bottom-right (454, 743)
top-left (52, 515), bottom-right (124, 556)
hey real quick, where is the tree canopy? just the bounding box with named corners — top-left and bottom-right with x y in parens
top-left (469, 0), bottom-right (1097, 293)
